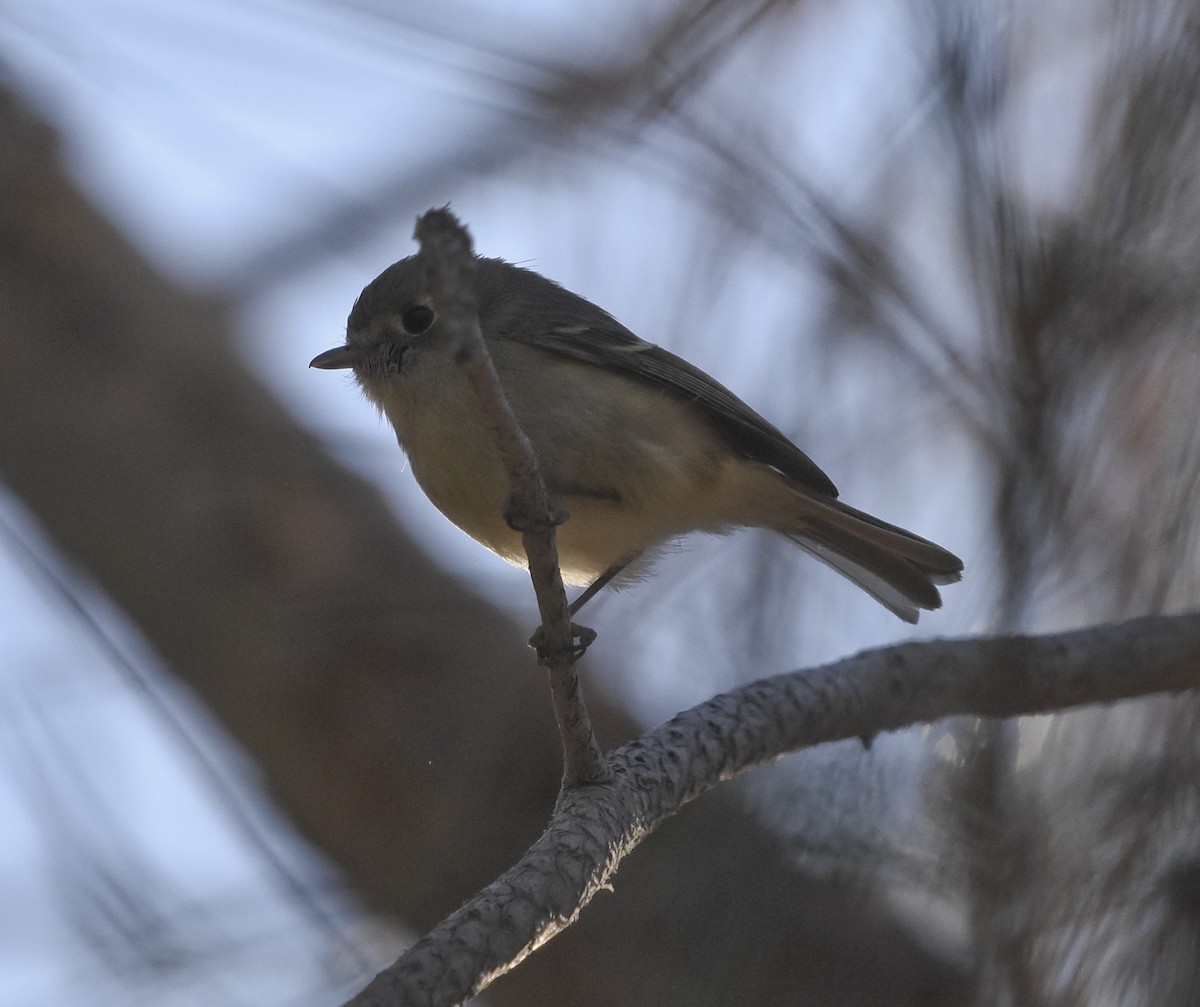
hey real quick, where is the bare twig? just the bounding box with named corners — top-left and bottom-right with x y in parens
top-left (345, 611), bottom-right (1200, 1007)
top-left (410, 208), bottom-right (609, 788)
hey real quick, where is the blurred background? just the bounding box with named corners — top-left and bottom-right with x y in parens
top-left (2, 0), bottom-right (1199, 1003)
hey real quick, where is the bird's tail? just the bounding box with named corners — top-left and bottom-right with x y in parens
top-left (778, 493), bottom-right (963, 624)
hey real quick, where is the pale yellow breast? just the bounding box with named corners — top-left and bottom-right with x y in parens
top-left (372, 361), bottom-right (527, 565)
top-left (363, 342), bottom-right (749, 586)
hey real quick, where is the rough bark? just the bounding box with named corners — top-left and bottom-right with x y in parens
top-left (350, 613), bottom-right (1200, 1006)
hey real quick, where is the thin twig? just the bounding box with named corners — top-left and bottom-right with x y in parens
top-left (411, 208), bottom-right (610, 788)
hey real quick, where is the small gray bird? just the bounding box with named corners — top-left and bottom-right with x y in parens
top-left (311, 255), bottom-right (962, 622)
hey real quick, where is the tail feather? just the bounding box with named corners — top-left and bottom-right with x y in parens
top-left (785, 498), bottom-right (963, 624)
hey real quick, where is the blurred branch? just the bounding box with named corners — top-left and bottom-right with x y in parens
top-left (0, 79), bottom-right (592, 930)
top-left (227, 0), bottom-right (804, 294)
top-left (0, 83), bottom-right (966, 1006)
top-left (349, 611), bottom-right (1200, 1007)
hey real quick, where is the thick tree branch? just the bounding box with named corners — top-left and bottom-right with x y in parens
top-left (347, 611), bottom-right (1200, 1007)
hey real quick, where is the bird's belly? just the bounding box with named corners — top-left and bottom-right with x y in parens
top-left (410, 453), bottom-right (643, 585)
top-left (406, 433), bottom-right (719, 586)
top-left (403, 423), bottom-right (527, 564)
top-left (385, 358), bottom-right (736, 586)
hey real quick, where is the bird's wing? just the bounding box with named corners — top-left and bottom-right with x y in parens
top-left (510, 316), bottom-right (839, 499)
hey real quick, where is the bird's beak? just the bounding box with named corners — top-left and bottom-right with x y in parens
top-left (309, 344), bottom-right (367, 370)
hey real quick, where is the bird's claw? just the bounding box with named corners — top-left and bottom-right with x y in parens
top-left (504, 494), bottom-right (568, 534)
top-left (529, 622), bottom-right (596, 664)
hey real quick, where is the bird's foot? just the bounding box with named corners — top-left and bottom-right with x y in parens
top-left (504, 494), bottom-right (567, 534)
top-left (528, 622), bottom-right (597, 665)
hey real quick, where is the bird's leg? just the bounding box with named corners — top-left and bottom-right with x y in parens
top-left (501, 492), bottom-right (597, 660)
top-left (526, 564), bottom-right (624, 662)
top-left (569, 563), bottom-right (626, 616)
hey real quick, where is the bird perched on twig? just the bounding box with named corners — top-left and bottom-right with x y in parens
top-left (311, 254), bottom-right (962, 622)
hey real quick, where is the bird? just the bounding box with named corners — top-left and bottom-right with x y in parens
top-left (311, 254), bottom-right (962, 622)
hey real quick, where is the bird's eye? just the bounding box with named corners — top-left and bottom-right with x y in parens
top-left (401, 305), bottom-right (435, 335)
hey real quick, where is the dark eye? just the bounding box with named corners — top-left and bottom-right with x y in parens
top-left (401, 305), bottom-right (435, 335)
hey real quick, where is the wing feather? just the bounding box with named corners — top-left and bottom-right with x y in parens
top-left (480, 258), bottom-right (839, 498)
